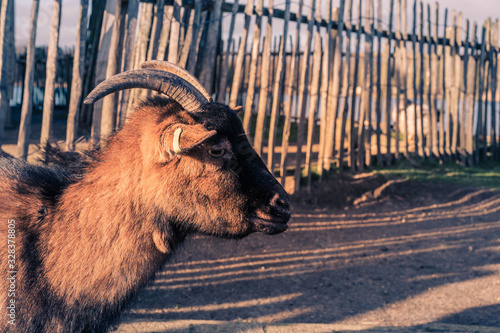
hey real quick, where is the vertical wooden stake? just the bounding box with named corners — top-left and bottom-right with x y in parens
top-left (66, 0), bottom-right (89, 151)
top-left (17, 0), bottom-right (40, 159)
top-left (40, 0), bottom-right (62, 154)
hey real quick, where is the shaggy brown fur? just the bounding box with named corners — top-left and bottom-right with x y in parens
top-left (0, 97), bottom-right (290, 332)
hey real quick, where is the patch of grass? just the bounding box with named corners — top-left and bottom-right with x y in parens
top-left (373, 159), bottom-right (500, 191)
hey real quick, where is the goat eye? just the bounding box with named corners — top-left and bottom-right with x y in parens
top-left (208, 149), bottom-right (225, 158)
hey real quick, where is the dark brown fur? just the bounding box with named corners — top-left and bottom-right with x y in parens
top-left (0, 97), bottom-right (290, 332)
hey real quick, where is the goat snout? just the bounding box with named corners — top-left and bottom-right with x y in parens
top-left (269, 193), bottom-right (291, 221)
top-left (251, 192), bottom-right (291, 235)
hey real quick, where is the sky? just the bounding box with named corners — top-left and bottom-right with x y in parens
top-left (14, 0), bottom-right (500, 48)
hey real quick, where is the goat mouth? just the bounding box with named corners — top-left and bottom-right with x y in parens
top-left (250, 216), bottom-right (288, 235)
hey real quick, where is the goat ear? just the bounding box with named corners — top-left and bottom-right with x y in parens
top-left (159, 123), bottom-right (217, 162)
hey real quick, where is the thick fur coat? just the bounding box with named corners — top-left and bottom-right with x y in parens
top-left (0, 97), bottom-right (290, 332)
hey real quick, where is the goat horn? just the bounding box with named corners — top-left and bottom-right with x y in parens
top-left (84, 69), bottom-right (211, 113)
top-left (140, 60), bottom-right (212, 102)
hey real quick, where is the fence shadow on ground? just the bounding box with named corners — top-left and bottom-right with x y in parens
top-left (115, 186), bottom-right (500, 332)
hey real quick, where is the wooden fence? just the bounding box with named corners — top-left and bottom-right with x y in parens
top-left (0, 0), bottom-right (499, 194)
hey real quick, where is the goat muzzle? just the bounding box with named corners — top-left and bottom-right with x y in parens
top-left (251, 193), bottom-right (291, 235)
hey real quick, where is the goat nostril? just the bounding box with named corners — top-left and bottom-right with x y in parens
top-left (270, 194), bottom-right (290, 212)
top-left (276, 198), bottom-right (290, 210)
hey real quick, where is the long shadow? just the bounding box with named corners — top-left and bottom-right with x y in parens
top-left (116, 187), bottom-right (500, 330)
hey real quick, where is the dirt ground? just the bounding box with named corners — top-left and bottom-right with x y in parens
top-left (113, 173), bottom-right (500, 333)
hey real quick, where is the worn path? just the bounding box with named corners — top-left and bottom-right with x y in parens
top-left (115, 178), bottom-right (500, 333)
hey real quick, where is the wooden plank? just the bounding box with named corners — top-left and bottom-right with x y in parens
top-left (157, 5), bottom-right (174, 61)
top-left (376, 0), bottom-right (384, 165)
top-left (451, 12), bottom-right (463, 158)
top-left (0, 0), bottom-right (13, 146)
top-left (338, 0), bottom-right (353, 170)
top-left (467, 22), bottom-right (479, 165)
top-left (429, 1), bottom-right (439, 158)
top-left (400, 0), bottom-right (409, 158)
top-left (425, 3), bottom-right (432, 158)
top-left (348, 0), bottom-right (363, 170)
top-left (465, 22), bottom-right (477, 165)
top-left (254, 0), bottom-right (273, 156)
top-left (229, 0), bottom-right (255, 108)
top-left (127, 2), bottom-right (153, 111)
top-left (101, 0), bottom-right (126, 141)
top-left (443, 23), bottom-right (454, 157)
top-left (293, 0), bottom-right (316, 193)
top-left (280, 0), bottom-right (303, 191)
top-left (384, 0), bottom-right (395, 165)
top-left (40, 0), bottom-right (62, 153)
top-left (482, 19), bottom-right (491, 161)
top-left (306, 33), bottom-right (322, 192)
top-left (17, 0), bottom-right (40, 159)
top-left (66, 0), bottom-right (89, 150)
top-left (394, 0), bottom-right (402, 160)
top-left (438, 9), bottom-right (448, 158)
top-left (267, 36), bottom-right (285, 170)
top-left (460, 19), bottom-right (471, 164)
top-left (318, 0), bottom-right (334, 176)
top-left (198, 0), bottom-right (222, 93)
top-left (491, 20), bottom-right (499, 159)
top-left (216, 0), bottom-right (239, 103)
top-left (146, 0), bottom-right (165, 61)
top-left (116, 0), bottom-right (139, 129)
top-left (186, 1), bottom-right (202, 73)
top-left (178, 7), bottom-right (195, 68)
top-left (418, 1), bottom-right (425, 157)
top-left (475, 24), bottom-right (488, 163)
top-left (242, 0), bottom-right (263, 134)
top-left (267, 0), bottom-right (290, 170)
top-left (364, 0), bottom-right (375, 167)
top-left (411, 0), bottom-right (418, 154)
top-left (168, 0), bottom-right (182, 63)
top-left (324, 4), bottom-right (344, 172)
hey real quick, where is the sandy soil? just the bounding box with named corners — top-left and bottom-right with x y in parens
top-left (113, 174), bottom-right (500, 333)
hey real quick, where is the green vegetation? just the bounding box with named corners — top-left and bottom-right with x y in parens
top-left (373, 159), bottom-right (500, 191)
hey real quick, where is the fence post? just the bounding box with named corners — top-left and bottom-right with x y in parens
top-left (229, 0), bottom-right (254, 108)
top-left (101, 0), bottom-right (126, 141)
top-left (198, 0), bottom-right (222, 94)
top-left (217, 0), bottom-right (239, 103)
top-left (267, 0), bottom-right (290, 171)
top-left (318, 0), bottom-right (333, 177)
top-left (254, 0), bottom-right (273, 156)
top-left (243, 0), bottom-right (263, 134)
top-left (116, 0), bottom-right (138, 129)
top-left (306, 31), bottom-right (322, 192)
top-left (17, 0), bottom-right (40, 159)
top-left (40, 0), bottom-right (62, 156)
top-left (280, 0), bottom-right (303, 191)
top-left (338, 0), bottom-right (353, 170)
top-left (90, 0), bottom-right (118, 148)
top-left (475, 25), bottom-right (488, 163)
top-left (385, 0), bottom-right (395, 165)
top-left (429, 2), bottom-right (440, 158)
top-left (293, 0), bottom-right (316, 193)
top-left (375, 0), bottom-right (384, 165)
top-left (66, 0), bottom-right (89, 151)
top-left (361, 0), bottom-right (375, 168)
top-left (0, 0), bottom-right (13, 148)
top-left (325, 4), bottom-right (344, 172)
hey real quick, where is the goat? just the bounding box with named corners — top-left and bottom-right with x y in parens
top-left (0, 61), bottom-right (290, 332)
